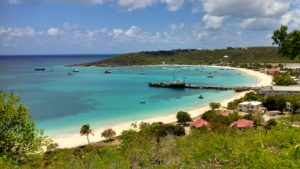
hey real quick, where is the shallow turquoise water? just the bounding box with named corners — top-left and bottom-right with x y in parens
top-left (0, 56), bottom-right (256, 137)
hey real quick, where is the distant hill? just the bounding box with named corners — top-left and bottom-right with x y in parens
top-left (74, 47), bottom-right (299, 67)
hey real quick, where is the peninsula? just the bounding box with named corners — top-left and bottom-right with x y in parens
top-left (73, 46), bottom-right (298, 67)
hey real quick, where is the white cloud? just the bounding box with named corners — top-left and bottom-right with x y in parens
top-left (169, 23), bottom-right (185, 30)
top-left (280, 9), bottom-right (300, 28)
top-left (201, 0), bottom-right (291, 18)
top-left (110, 26), bottom-right (141, 39)
top-left (124, 25), bottom-right (140, 37)
top-left (0, 26), bottom-right (37, 37)
top-left (202, 15), bottom-right (226, 29)
top-left (118, 0), bottom-right (156, 11)
top-left (240, 18), bottom-right (278, 30)
top-left (160, 0), bottom-right (184, 11)
top-left (47, 27), bottom-right (62, 37)
top-left (111, 28), bottom-right (124, 38)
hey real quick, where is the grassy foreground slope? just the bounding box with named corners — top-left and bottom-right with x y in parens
top-left (3, 124), bottom-right (300, 169)
top-left (76, 47), bottom-right (299, 67)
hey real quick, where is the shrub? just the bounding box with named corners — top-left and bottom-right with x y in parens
top-left (101, 129), bottom-right (116, 141)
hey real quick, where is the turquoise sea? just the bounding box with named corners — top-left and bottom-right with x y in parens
top-left (0, 55), bottom-right (256, 138)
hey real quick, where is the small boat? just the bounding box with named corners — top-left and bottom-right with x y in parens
top-left (34, 67), bottom-right (46, 71)
top-left (138, 71), bottom-right (145, 75)
top-left (207, 75), bottom-right (214, 78)
top-left (198, 95), bottom-right (204, 99)
top-left (140, 101), bottom-right (146, 104)
top-left (104, 70), bottom-right (112, 74)
top-left (67, 72), bottom-right (73, 75)
top-left (72, 69), bottom-right (80, 73)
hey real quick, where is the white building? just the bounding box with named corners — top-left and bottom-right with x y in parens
top-left (237, 101), bottom-right (264, 113)
top-left (259, 86), bottom-right (300, 96)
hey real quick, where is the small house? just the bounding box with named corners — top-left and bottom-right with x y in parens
top-left (192, 119), bottom-right (209, 128)
top-left (231, 119), bottom-right (253, 129)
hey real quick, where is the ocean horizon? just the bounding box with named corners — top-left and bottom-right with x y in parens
top-left (0, 55), bottom-right (256, 138)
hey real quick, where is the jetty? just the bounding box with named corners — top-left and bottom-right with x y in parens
top-left (149, 81), bottom-right (259, 92)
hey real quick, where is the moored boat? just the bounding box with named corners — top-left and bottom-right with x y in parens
top-left (148, 80), bottom-right (185, 88)
top-left (34, 67), bottom-right (46, 71)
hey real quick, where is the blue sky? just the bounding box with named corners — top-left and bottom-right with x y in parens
top-left (0, 0), bottom-right (299, 55)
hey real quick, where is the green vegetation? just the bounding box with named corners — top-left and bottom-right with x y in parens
top-left (264, 119), bottom-right (277, 135)
top-left (176, 111), bottom-right (192, 125)
top-left (272, 25), bottom-right (300, 60)
top-left (0, 92), bottom-right (47, 162)
top-left (101, 129), bottom-right (116, 141)
top-left (3, 123), bottom-right (300, 168)
top-left (80, 124), bottom-right (93, 145)
top-left (74, 47), bottom-right (299, 67)
top-left (201, 110), bottom-right (240, 127)
top-left (2, 92), bottom-right (300, 168)
top-left (273, 73), bottom-right (297, 86)
top-left (227, 92), bottom-right (300, 112)
top-left (209, 102), bottom-right (221, 111)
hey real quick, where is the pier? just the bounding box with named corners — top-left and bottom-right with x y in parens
top-left (149, 81), bottom-right (259, 92)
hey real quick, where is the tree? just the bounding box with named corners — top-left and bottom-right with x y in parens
top-left (80, 124), bottom-right (93, 145)
top-left (276, 96), bottom-right (286, 114)
top-left (263, 96), bottom-right (277, 110)
top-left (176, 111), bottom-right (192, 125)
top-left (290, 101), bottom-right (300, 126)
top-left (209, 102), bottom-right (221, 111)
top-left (0, 92), bottom-right (47, 160)
top-left (264, 119), bottom-right (277, 135)
top-left (272, 25), bottom-right (300, 60)
top-left (252, 112), bottom-right (265, 127)
top-left (101, 129), bottom-right (116, 141)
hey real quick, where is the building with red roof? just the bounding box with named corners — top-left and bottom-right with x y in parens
top-left (231, 119), bottom-right (253, 129)
top-left (192, 119), bottom-right (209, 128)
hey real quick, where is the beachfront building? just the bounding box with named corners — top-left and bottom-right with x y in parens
top-left (231, 119), bottom-right (254, 129)
top-left (192, 119), bottom-right (209, 128)
top-left (259, 67), bottom-right (280, 75)
top-left (237, 101), bottom-right (263, 113)
top-left (259, 86), bottom-right (300, 96)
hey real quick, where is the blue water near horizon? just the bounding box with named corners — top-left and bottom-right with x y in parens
top-left (0, 55), bottom-right (256, 138)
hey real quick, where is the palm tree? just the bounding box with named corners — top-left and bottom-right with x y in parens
top-left (80, 124), bottom-right (93, 145)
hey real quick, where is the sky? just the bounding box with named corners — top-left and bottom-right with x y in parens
top-left (0, 0), bottom-right (299, 55)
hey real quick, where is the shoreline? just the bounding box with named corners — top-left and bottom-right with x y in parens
top-left (52, 65), bottom-right (273, 148)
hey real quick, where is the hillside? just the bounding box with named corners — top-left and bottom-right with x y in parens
top-left (75, 47), bottom-right (299, 67)
top-left (4, 123), bottom-right (300, 169)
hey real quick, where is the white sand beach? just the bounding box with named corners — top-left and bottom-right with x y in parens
top-left (53, 66), bottom-right (273, 148)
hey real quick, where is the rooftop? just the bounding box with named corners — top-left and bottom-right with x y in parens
top-left (192, 119), bottom-right (209, 128)
top-left (239, 101), bottom-right (262, 106)
top-left (232, 119), bottom-right (254, 128)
